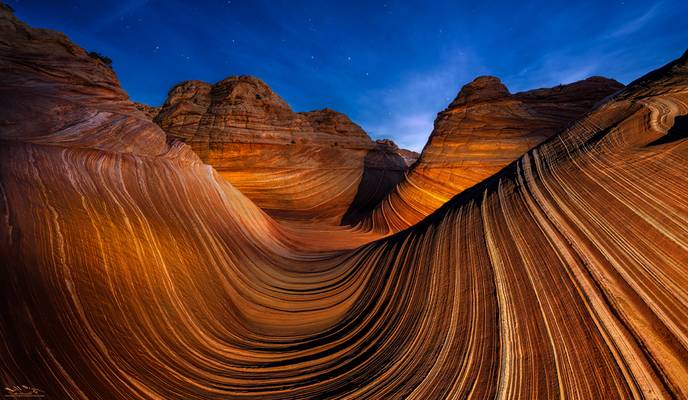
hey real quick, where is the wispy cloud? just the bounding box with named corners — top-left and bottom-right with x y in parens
top-left (605, 1), bottom-right (663, 38)
top-left (86, 0), bottom-right (150, 33)
top-left (505, 49), bottom-right (606, 92)
top-left (505, 1), bottom-right (668, 93)
top-left (364, 111), bottom-right (436, 153)
top-left (356, 51), bottom-right (484, 152)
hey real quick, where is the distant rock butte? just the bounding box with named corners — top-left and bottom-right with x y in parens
top-left (154, 76), bottom-right (415, 223)
top-left (376, 138), bottom-right (420, 166)
top-left (357, 75), bottom-right (624, 231)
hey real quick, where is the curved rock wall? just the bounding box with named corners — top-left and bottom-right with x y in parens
top-left (1, 7), bottom-right (687, 399)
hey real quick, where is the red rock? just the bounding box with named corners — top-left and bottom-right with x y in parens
top-left (134, 102), bottom-right (160, 119)
top-left (341, 139), bottom-right (411, 225)
top-left (2, 7), bottom-right (688, 399)
top-left (359, 75), bottom-right (624, 232)
top-left (155, 76), bottom-right (415, 223)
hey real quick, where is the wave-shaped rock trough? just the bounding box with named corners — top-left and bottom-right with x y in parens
top-left (1, 6), bottom-right (687, 399)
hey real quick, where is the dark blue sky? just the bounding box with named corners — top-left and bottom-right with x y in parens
top-left (9, 0), bottom-right (688, 150)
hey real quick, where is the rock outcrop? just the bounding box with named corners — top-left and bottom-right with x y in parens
top-left (340, 139), bottom-right (410, 225)
top-left (397, 147), bottom-right (420, 166)
top-left (133, 102), bottom-right (160, 119)
top-left (358, 75), bottom-right (624, 231)
top-left (154, 77), bottom-right (414, 223)
top-left (1, 7), bottom-right (688, 399)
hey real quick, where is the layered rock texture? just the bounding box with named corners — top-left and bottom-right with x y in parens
top-left (341, 139), bottom-right (412, 225)
top-left (2, 6), bottom-right (688, 399)
top-left (133, 102), bottom-right (160, 119)
top-left (154, 77), bottom-right (414, 223)
top-left (357, 75), bottom-right (624, 231)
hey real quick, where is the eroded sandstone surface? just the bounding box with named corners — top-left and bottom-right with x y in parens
top-left (154, 76), bottom-right (415, 223)
top-left (1, 6), bottom-right (687, 399)
top-left (356, 75), bottom-right (624, 231)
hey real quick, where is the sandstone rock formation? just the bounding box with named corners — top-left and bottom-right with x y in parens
top-left (380, 139), bottom-right (420, 166)
top-left (341, 139), bottom-right (411, 226)
top-left (2, 6), bottom-right (688, 399)
top-left (133, 102), bottom-right (160, 119)
top-left (356, 75), bottom-right (624, 231)
top-left (154, 77), bottom-right (414, 223)
top-left (397, 147), bottom-right (420, 166)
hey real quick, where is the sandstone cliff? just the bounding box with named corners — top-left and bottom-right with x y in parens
top-left (357, 75), bottom-right (624, 231)
top-left (154, 77), bottom-right (414, 223)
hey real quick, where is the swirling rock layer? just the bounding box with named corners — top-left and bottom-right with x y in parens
top-left (359, 75), bottom-right (624, 232)
top-left (1, 7), bottom-right (687, 399)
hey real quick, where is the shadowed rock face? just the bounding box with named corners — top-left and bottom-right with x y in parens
top-left (397, 147), bottom-right (420, 166)
top-left (154, 77), bottom-right (414, 223)
top-left (341, 139), bottom-right (410, 226)
top-left (2, 7), bottom-right (688, 399)
top-left (648, 114), bottom-right (688, 145)
top-left (358, 74), bottom-right (624, 232)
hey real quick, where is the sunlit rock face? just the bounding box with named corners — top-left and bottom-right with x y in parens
top-left (2, 6), bottom-right (688, 399)
top-left (154, 76), bottom-right (414, 223)
top-left (359, 75), bottom-right (624, 232)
